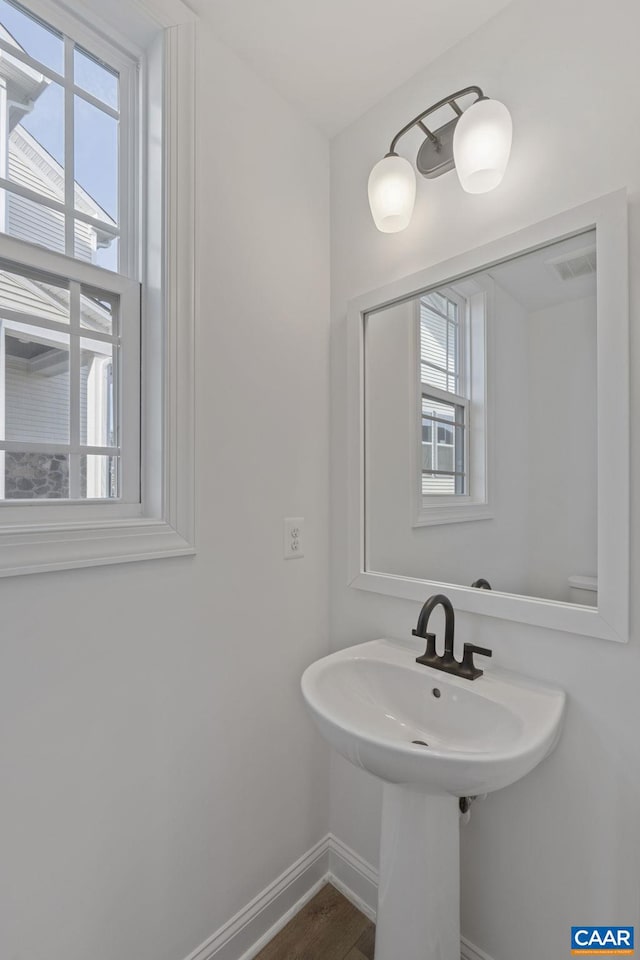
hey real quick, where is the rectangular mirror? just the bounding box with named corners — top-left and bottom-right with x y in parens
top-left (366, 229), bottom-right (597, 603)
top-left (347, 193), bottom-right (628, 641)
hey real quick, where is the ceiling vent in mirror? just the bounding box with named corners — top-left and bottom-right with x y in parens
top-left (546, 246), bottom-right (597, 282)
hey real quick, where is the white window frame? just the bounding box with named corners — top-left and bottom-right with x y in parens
top-left (0, 0), bottom-right (196, 576)
top-left (412, 282), bottom-right (491, 527)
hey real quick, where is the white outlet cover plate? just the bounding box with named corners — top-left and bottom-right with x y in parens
top-left (284, 517), bottom-right (304, 559)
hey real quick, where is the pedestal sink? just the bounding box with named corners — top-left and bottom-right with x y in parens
top-left (301, 639), bottom-right (565, 960)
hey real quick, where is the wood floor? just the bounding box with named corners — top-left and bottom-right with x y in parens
top-left (254, 884), bottom-right (375, 960)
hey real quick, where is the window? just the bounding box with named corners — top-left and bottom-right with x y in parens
top-left (0, 0), bottom-right (196, 575)
top-left (415, 283), bottom-right (489, 525)
top-left (0, 0), bottom-right (138, 502)
top-left (419, 290), bottom-right (468, 496)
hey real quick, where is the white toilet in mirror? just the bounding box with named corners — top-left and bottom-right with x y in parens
top-left (568, 575), bottom-right (598, 606)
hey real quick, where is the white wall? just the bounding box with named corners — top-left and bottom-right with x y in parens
top-left (330, 0), bottom-right (640, 957)
top-left (526, 296), bottom-right (597, 601)
top-left (0, 12), bottom-right (330, 960)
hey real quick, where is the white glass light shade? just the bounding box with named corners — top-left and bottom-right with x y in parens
top-left (368, 155), bottom-right (416, 233)
top-left (452, 98), bottom-right (513, 194)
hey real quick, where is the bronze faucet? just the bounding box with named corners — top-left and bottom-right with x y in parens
top-left (413, 594), bottom-right (492, 681)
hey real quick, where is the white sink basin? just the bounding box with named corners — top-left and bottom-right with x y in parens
top-left (302, 637), bottom-right (565, 960)
top-left (301, 638), bottom-right (565, 796)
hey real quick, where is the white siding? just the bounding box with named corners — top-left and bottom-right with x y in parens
top-left (5, 356), bottom-right (88, 444)
top-left (6, 132), bottom-right (95, 262)
top-left (74, 220), bottom-right (96, 263)
top-left (5, 357), bottom-right (69, 443)
top-left (7, 190), bottom-right (65, 255)
top-left (8, 146), bottom-right (62, 205)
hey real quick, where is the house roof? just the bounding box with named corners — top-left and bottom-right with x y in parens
top-left (0, 23), bottom-right (49, 127)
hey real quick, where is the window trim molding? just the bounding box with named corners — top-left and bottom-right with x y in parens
top-left (0, 15), bottom-right (196, 576)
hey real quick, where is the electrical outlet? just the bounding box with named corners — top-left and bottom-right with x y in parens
top-left (284, 517), bottom-right (304, 559)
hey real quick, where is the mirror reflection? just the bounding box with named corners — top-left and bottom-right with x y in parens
top-left (364, 230), bottom-right (597, 606)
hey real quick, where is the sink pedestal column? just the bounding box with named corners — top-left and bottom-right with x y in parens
top-left (375, 784), bottom-right (460, 960)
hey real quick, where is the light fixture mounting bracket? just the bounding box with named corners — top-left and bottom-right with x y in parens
top-left (388, 86), bottom-right (485, 180)
top-left (416, 117), bottom-right (459, 179)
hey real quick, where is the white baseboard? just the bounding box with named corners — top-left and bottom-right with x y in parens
top-left (327, 834), bottom-right (378, 922)
top-left (181, 833), bottom-right (495, 960)
top-left (182, 837), bottom-right (330, 960)
top-left (461, 936), bottom-right (496, 960)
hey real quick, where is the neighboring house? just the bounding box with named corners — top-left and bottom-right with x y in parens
top-left (0, 25), bottom-right (116, 498)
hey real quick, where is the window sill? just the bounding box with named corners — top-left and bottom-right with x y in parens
top-left (414, 503), bottom-right (493, 527)
top-left (0, 516), bottom-right (195, 577)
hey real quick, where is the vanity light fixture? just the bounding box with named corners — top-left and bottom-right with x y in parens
top-left (368, 86), bottom-right (513, 233)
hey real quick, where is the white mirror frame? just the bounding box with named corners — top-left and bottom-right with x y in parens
top-left (347, 190), bottom-right (629, 642)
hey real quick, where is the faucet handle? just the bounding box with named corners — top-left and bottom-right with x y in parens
top-left (471, 578), bottom-right (492, 590)
top-left (461, 643), bottom-right (492, 680)
top-left (414, 631), bottom-right (438, 666)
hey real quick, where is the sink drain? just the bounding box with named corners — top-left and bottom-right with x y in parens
top-left (411, 739), bottom-right (429, 747)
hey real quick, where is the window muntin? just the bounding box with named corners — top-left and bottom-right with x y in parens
top-left (420, 290), bottom-right (461, 393)
top-left (74, 46), bottom-right (118, 111)
top-left (0, 256), bottom-right (130, 500)
top-left (419, 290), bottom-right (468, 497)
top-left (0, 0), bottom-right (128, 272)
top-left (0, 0), bottom-right (139, 505)
top-left (421, 396), bottom-right (466, 496)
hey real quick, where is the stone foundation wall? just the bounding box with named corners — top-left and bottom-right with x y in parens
top-left (4, 453), bottom-right (69, 499)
